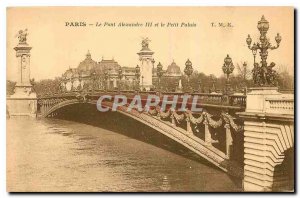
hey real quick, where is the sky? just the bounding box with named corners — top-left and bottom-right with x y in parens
top-left (7, 7), bottom-right (294, 81)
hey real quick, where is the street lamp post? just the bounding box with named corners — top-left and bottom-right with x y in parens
top-left (108, 68), bottom-right (112, 90)
top-left (118, 67), bottom-right (123, 92)
top-left (246, 15), bottom-right (281, 86)
top-left (198, 78), bottom-right (202, 93)
top-left (242, 62), bottom-right (248, 94)
top-left (90, 70), bottom-right (97, 93)
top-left (184, 59), bottom-right (194, 93)
top-left (62, 75), bottom-right (67, 93)
top-left (78, 72), bottom-right (82, 91)
top-left (104, 71), bottom-right (109, 91)
top-left (135, 65), bottom-right (141, 91)
top-left (156, 62), bottom-right (164, 92)
top-left (222, 54), bottom-right (235, 94)
top-left (210, 75), bottom-right (216, 93)
top-left (70, 74), bottom-right (74, 92)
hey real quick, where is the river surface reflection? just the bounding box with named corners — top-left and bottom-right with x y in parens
top-left (7, 117), bottom-right (241, 192)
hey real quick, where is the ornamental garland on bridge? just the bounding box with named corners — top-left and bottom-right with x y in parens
top-left (205, 113), bottom-right (223, 129)
top-left (186, 110), bottom-right (204, 124)
top-left (159, 108), bottom-right (171, 119)
top-left (221, 113), bottom-right (241, 132)
top-left (148, 106), bottom-right (159, 116)
top-left (172, 110), bottom-right (185, 123)
top-left (185, 110), bottom-right (222, 129)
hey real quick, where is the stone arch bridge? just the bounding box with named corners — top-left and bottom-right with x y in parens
top-left (37, 89), bottom-right (294, 191)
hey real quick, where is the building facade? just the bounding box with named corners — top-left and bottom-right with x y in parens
top-left (61, 39), bottom-right (183, 92)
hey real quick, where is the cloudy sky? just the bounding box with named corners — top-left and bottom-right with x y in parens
top-left (7, 7), bottom-right (294, 81)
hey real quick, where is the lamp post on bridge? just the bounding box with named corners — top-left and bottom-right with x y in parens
top-left (62, 75), bottom-right (67, 93)
top-left (78, 71), bottom-right (83, 91)
top-left (242, 62), bottom-right (248, 94)
top-left (222, 54), bottom-right (235, 95)
top-left (246, 15), bottom-right (281, 86)
top-left (184, 59), bottom-right (193, 93)
top-left (156, 62), bottom-right (164, 92)
top-left (118, 67), bottom-right (123, 92)
top-left (198, 78), bottom-right (202, 93)
top-left (70, 74), bottom-right (74, 92)
top-left (104, 70), bottom-right (109, 92)
top-left (210, 75), bottom-right (216, 93)
top-left (108, 68), bottom-right (112, 91)
top-left (91, 70), bottom-right (97, 93)
top-left (242, 16), bottom-right (288, 192)
top-left (135, 65), bottom-right (141, 91)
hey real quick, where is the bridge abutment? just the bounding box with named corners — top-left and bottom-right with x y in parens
top-left (239, 87), bottom-right (294, 191)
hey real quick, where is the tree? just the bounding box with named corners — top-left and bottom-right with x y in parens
top-left (277, 65), bottom-right (294, 90)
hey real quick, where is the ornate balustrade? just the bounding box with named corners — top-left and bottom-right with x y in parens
top-left (265, 97), bottom-right (294, 115)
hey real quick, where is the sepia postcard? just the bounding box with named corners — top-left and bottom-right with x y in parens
top-left (6, 7), bottom-right (294, 192)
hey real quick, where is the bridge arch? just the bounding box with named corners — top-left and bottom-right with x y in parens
top-left (39, 98), bottom-right (243, 178)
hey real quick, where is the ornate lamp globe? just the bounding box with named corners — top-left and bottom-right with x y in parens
top-left (246, 34), bottom-right (252, 46)
top-left (257, 15), bottom-right (269, 34)
top-left (184, 59), bottom-right (193, 76)
top-left (157, 62), bottom-right (163, 77)
top-left (275, 33), bottom-right (282, 44)
top-left (222, 54), bottom-right (234, 74)
top-left (135, 65), bottom-right (140, 78)
top-left (135, 65), bottom-right (140, 74)
top-left (252, 43), bottom-right (258, 55)
top-left (185, 59), bottom-right (192, 67)
top-left (224, 54), bottom-right (232, 66)
top-left (222, 63), bottom-right (227, 73)
top-left (152, 59), bottom-right (155, 65)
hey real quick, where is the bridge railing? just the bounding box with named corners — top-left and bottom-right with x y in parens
top-left (38, 90), bottom-right (246, 109)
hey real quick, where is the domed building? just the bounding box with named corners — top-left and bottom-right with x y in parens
top-left (77, 51), bottom-right (98, 73)
top-left (61, 51), bottom-right (137, 91)
top-left (152, 60), bottom-right (182, 91)
top-left (166, 61), bottom-right (181, 76)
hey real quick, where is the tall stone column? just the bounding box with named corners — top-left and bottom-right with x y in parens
top-left (238, 87), bottom-right (294, 191)
top-left (7, 29), bottom-right (37, 117)
top-left (137, 38), bottom-right (155, 91)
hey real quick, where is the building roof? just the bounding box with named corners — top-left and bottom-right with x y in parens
top-left (77, 50), bottom-right (98, 72)
top-left (166, 61), bottom-right (181, 75)
top-left (97, 58), bottom-right (121, 72)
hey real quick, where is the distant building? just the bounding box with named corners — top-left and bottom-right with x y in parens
top-left (61, 49), bottom-right (182, 92)
top-left (61, 51), bottom-right (136, 91)
top-left (153, 61), bottom-right (182, 91)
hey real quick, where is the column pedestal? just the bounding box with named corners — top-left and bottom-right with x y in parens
top-left (7, 39), bottom-right (37, 117)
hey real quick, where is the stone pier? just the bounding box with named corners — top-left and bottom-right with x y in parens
top-left (239, 87), bottom-right (294, 191)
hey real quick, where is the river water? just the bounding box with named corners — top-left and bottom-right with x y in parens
top-left (7, 116), bottom-right (241, 192)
